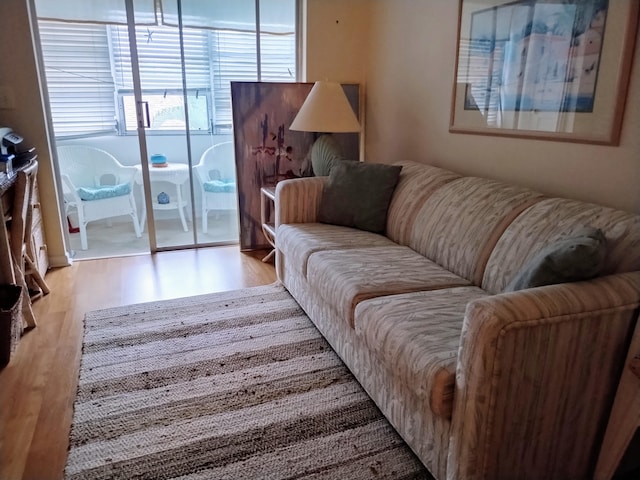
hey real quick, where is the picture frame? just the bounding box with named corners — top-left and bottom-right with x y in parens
top-left (450, 0), bottom-right (639, 145)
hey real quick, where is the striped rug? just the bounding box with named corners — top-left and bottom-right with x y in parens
top-left (66, 282), bottom-right (431, 479)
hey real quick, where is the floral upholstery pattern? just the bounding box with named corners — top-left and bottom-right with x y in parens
top-left (276, 223), bottom-right (395, 278)
top-left (483, 198), bottom-right (640, 294)
top-left (354, 287), bottom-right (489, 417)
top-left (306, 246), bottom-right (470, 327)
top-left (408, 177), bottom-right (544, 284)
top-left (385, 161), bottom-right (460, 245)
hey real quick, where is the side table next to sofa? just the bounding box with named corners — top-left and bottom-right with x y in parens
top-left (260, 186), bottom-right (276, 262)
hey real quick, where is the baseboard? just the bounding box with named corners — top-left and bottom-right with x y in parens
top-left (48, 253), bottom-right (73, 268)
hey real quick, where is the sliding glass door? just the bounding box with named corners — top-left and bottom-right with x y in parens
top-left (34, 0), bottom-right (297, 258)
top-left (152, 0), bottom-right (297, 248)
top-left (123, 4), bottom-right (197, 250)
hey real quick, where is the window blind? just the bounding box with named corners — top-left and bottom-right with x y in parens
top-left (211, 30), bottom-right (295, 132)
top-left (110, 25), bottom-right (212, 90)
top-left (37, 5), bottom-right (296, 137)
top-left (38, 21), bottom-right (117, 137)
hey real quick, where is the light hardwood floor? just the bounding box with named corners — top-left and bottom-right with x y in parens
top-left (0, 246), bottom-right (276, 480)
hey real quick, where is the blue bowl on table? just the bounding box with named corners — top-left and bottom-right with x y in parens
top-left (150, 154), bottom-right (167, 167)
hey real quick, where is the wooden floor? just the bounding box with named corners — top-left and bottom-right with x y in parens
top-left (0, 246), bottom-right (276, 480)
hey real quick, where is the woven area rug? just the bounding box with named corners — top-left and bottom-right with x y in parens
top-left (66, 282), bottom-right (431, 479)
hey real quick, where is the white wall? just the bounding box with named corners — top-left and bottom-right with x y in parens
top-left (302, 0), bottom-right (370, 160)
top-left (365, 0), bottom-right (640, 213)
top-left (303, 0), bottom-right (370, 84)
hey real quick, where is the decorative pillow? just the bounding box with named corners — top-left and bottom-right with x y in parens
top-left (318, 161), bottom-right (402, 233)
top-left (311, 134), bottom-right (348, 176)
top-left (77, 183), bottom-right (131, 201)
top-left (203, 179), bottom-right (236, 193)
top-left (504, 227), bottom-right (607, 292)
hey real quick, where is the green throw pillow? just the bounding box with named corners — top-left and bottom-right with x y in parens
top-left (504, 227), bottom-right (607, 292)
top-left (318, 161), bottom-right (402, 233)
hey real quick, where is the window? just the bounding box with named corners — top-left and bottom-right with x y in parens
top-left (38, 11), bottom-right (296, 138)
top-left (110, 24), bottom-right (213, 133)
top-left (120, 91), bottom-right (210, 132)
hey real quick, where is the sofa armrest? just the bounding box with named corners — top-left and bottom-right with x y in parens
top-left (447, 272), bottom-right (640, 480)
top-left (275, 177), bottom-right (327, 227)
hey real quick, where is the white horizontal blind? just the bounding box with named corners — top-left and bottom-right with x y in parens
top-left (260, 33), bottom-right (296, 81)
top-left (210, 30), bottom-right (295, 132)
top-left (110, 25), bottom-right (211, 90)
top-left (37, 4), bottom-right (296, 137)
top-left (210, 30), bottom-right (257, 132)
top-left (38, 21), bottom-right (117, 137)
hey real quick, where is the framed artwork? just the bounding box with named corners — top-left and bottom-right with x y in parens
top-left (231, 82), bottom-right (360, 251)
top-left (450, 0), bottom-right (638, 145)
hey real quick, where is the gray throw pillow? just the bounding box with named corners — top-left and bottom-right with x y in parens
top-left (318, 161), bottom-right (402, 233)
top-left (504, 227), bottom-right (607, 292)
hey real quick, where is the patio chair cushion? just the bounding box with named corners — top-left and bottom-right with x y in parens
top-left (203, 179), bottom-right (236, 193)
top-left (77, 183), bottom-right (131, 201)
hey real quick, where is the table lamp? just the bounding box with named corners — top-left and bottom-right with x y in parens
top-left (289, 81), bottom-right (360, 176)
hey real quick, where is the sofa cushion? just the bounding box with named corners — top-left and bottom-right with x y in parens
top-left (318, 161), bottom-right (402, 233)
top-left (354, 287), bottom-right (489, 419)
top-left (386, 161), bottom-right (460, 246)
top-left (408, 177), bottom-right (544, 285)
top-left (505, 227), bottom-right (607, 292)
top-left (483, 198), bottom-right (640, 294)
top-left (276, 223), bottom-right (396, 278)
top-left (306, 246), bottom-right (471, 328)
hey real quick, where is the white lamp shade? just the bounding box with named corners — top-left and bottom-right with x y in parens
top-left (290, 81), bottom-right (360, 133)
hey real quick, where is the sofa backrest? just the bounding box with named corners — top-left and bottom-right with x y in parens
top-left (405, 176), bottom-right (544, 284)
top-left (482, 198), bottom-right (640, 294)
top-left (386, 161), bottom-right (460, 245)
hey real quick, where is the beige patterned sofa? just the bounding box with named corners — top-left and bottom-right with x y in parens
top-left (274, 160), bottom-right (640, 480)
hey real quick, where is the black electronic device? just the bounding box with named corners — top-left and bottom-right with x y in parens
top-left (0, 127), bottom-right (23, 156)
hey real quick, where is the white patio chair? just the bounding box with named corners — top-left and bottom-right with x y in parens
top-left (193, 142), bottom-right (238, 234)
top-left (57, 145), bottom-right (142, 250)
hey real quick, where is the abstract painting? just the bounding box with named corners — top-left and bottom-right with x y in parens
top-left (231, 82), bottom-right (360, 250)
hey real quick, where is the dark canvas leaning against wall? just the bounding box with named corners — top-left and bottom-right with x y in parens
top-left (231, 82), bottom-right (359, 251)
